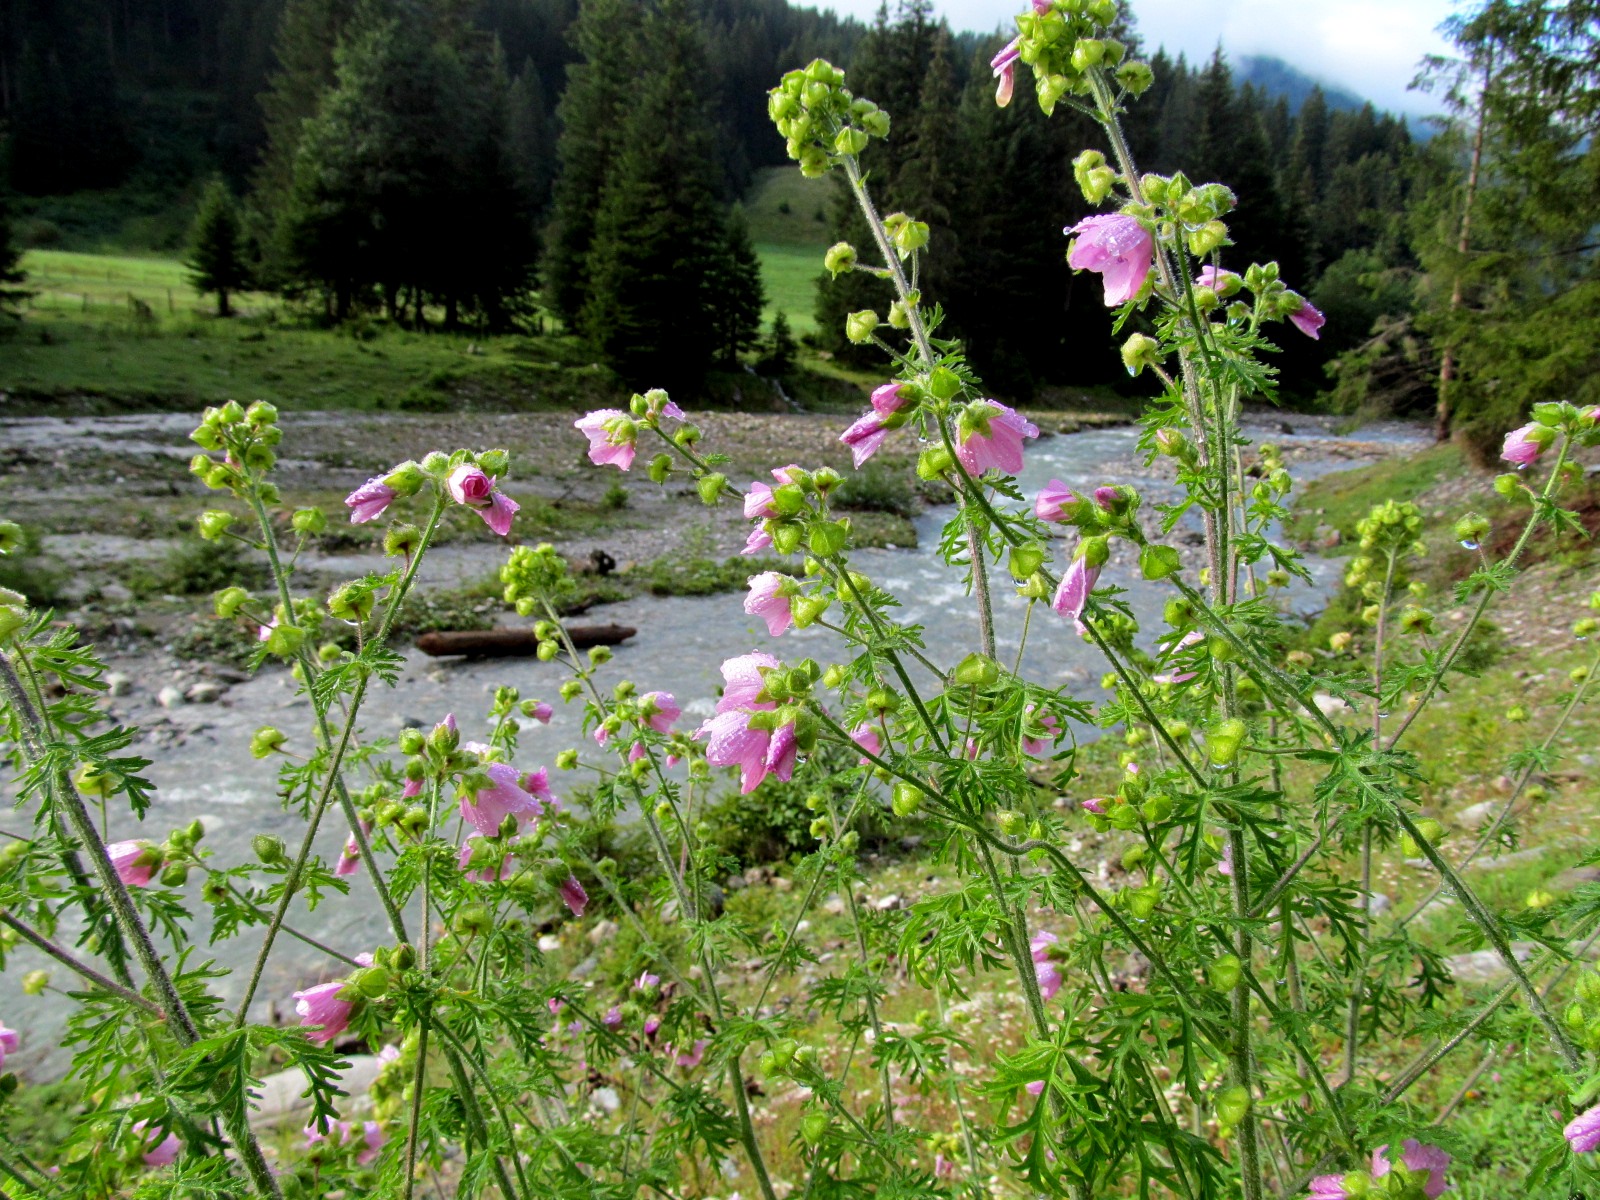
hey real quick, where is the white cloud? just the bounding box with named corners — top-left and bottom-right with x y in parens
top-left (813, 0), bottom-right (1463, 115)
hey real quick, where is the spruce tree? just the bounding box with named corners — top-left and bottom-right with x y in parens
top-left (713, 206), bottom-right (766, 365)
top-left (186, 178), bottom-right (250, 317)
top-left (576, 0), bottom-right (739, 385)
top-left (758, 311), bottom-right (798, 376)
top-left (0, 190), bottom-right (30, 322)
top-left (543, 0), bottom-right (640, 330)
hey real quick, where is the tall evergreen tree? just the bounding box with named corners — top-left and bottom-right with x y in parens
top-left (186, 177), bottom-right (250, 316)
top-left (0, 188), bottom-right (30, 321)
top-left (578, 0), bottom-right (733, 385)
top-left (542, 0), bottom-right (639, 329)
top-left (713, 206), bottom-right (767, 364)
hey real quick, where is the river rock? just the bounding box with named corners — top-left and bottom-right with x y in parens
top-left (156, 685), bottom-right (185, 709)
top-left (1556, 866), bottom-right (1600, 891)
top-left (250, 1054), bottom-right (384, 1129)
top-left (587, 919), bottom-right (619, 945)
top-left (592, 1086), bottom-right (621, 1113)
top-left (871, 894), bottom-right (902, 912)
top-left (1456, 800), bottom-right (1498, 828)
top-left (186, 681), bottom-right (226, 703)
top-left (106, 672), bottom-right (134, 696)
top-left (1446, 943), bottom-right (1536, 986)
top-left (1312, 693), bottom-right (1350, 716)
top-left (537, 934), bottom-right (561, 953)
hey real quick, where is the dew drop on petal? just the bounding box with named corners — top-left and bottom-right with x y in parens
top-left (1459, 539), bottom-right (1479, 550)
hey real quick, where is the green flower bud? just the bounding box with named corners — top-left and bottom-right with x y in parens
top-left (808, 520), bottom-right (849, 557)
top-left (556, 748), bottom-right (579, 770)
top-left (265, 623), bottom-right (306, 659)
top-left (1207, 954), bottom-right (1241, 991)
top-left (954, 652), bottom-right (1001, 687)
top-left (253, 834), bottom-right (287, 865)
top-left (1008, 543), bottom-right (1046, 580)
top-left (1080, 536), bottom-right (1110, 570)
top-left (834, 126), bottom-right (869, 156)
top-left (891, 781), bottom-right (924, 817)
top-left (559, 680), bottom-right (583, 702)
top-left (477, 448), bottom-right (509, 477)
top-left (1206, 719), bottom-right (1246, 768)
top-left (383, 523), bottom-right (421, 559)
top-left (824, 242), bottom-right (857, 275)
top-left (801, 1111), bottom-right (830, 1146)
top-left (997, 811), bottom-right (1026, 836)
top-left (1186, 220), bottom-right (1229, 257)
top-left (697, 474), bottom-right (727, 506)
top-left (20, 970), bottom-right (48, 996)
top-left (916, 445), bottom-right (954, 480)
top-left (1116, 59), bottom-right (1154, 95)
top-left (647, 454), bottom-right (672, 484)
top-left (1493, 473), bottom-right (1520, 498)
top-left (845, 310), bottom-right (879, 345)
top-left (292, 508), bottom-right (327, 536)
top-left (1139, 544), bottom-right (1181, 581)
top-left (1400, 817), bottom-right (1443, 858)
top-left (1215, 1085), bottom-right (1251, 1128)
top-left (197, 510), bottom-right (235, 541)
top-left (250, 726), bottom-right (287, 759)
top-left (1120, 333), bottom-right (1160, 376)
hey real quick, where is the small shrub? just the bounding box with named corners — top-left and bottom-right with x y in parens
top-left (127, 537), bottom-right (265, 597)
top-left (832, 462), bottom-right (917, 517)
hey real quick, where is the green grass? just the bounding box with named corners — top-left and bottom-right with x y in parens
top-left (743, 166), bottom-right (835, 248)
top-left (17, 249), bottom-right (275, 318)
top-left (1286, 444), bottom-right (1469, 549)
top-left (756, 243), bottom-right (824, 334)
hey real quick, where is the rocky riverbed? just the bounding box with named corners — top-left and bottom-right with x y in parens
top-left (0, 407), bottom-right (1430, 1080)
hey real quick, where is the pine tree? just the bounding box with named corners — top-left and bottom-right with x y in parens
top-left (713, 206), bottom-right (766, 364)
top-left (186, 178), bottom-right (250, 317)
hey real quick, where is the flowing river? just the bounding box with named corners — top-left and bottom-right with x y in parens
top-left (0, 414), bottom-right (1427, 1075)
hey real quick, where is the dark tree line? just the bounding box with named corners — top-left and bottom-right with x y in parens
top-left (815, 0), bottom-right (1415, 398)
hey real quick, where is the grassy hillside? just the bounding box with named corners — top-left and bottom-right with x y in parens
top-left (744, 166), bottom-right (833, 334)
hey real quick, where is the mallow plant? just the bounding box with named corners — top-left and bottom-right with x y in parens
top-left (3, 2), bottom-right (1600, 1197)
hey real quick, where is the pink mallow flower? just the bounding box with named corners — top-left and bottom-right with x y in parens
top-left (457, 836), bottom-right (518, 883)
top-left (635, 971), bottom-right (660, 990)
top-left (1196, 265), bottom-right (1241, 294)
top-left (674, 1040), bottom-right (707, 1069)
top-left (1307, 1176), bottom-right (1359, 1199)
top-left (1371, 1140), bottom-right (1450, 1199)
top-left (640, 691), bottom-right (680, 733)
top-left (955, 401), bottom-right (1039, 476)
top-left (744, 572), bottom-right (796, 637)
top-left (574, 409), bottom-right (637, 470)
top-left (1285, 294), bottom-right (1326, 340)
top-left (697, 653), bottom-right (796, 793)
top-left (1566, 1106), bottom-right (1600, 1153)
top-left (1051, 552), bottom-right (1102, 634)
top-left (0, 1025), bottom-right (18, 1071)
top-left (529, 702), bottom-right (553, 724)
top-left (358, 1121), bottom-right (386, 1166)
top-left (1031, 931), bottom-right (1061, 1000)
top-left (1501, 422), bottom-right (1549, 467)
top-left (1066, 214), bottom-right (1155, 306)
top-left (334, 836), bottom-right (361, 877)
top-left (133, 1120), bottom-right (181, 1168)
top-left (558, 875), bottom-right (588, 918)
top-left (742, 525), bottom-right (773, 555)
top-left (446, 464), bottom-right (519, 537)
top-left (1022, 707), bottom-right (1062, 756)
top-left (459, 761), bottom-right (549, 838)
top-left (1035, 480), bottom-right (1081, 523)
top-left (991, 37), bottom-right (1021, 107)
top-left (292, 980), bottom-right (355, 1045)
top-left (107, 840), bottom-right (159, 888)
top-left (840, 382), bottom-right (914, 468)
top-left (344, 477), bottom-right (397, 524)
top-left (850, 723), bottom-right (882, 763)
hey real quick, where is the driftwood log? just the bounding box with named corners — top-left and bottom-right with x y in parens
top-left (415, 625), bottom-right (636, 658)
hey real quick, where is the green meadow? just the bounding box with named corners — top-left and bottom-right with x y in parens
top-left (0, 168), bottom-right (841, 411)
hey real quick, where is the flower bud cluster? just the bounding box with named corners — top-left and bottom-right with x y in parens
top-left (189, 401), bottom-right (283, 499)
top-left (1010, 0), bottom-right (1151, 115)
top-left (501, 543), bottom-right (569, 620)
top-left (768, 59), bottom-right (889, 177)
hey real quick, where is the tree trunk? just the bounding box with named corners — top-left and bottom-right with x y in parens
top-left (217, 287), bottom-right (231, 319)
top-left (1435, 55), bottom-right (1492, 443)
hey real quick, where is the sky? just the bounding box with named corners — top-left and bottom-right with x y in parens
top-left (820, 0), bottom-right (1464, 116)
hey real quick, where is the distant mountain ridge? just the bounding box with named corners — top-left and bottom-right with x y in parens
top-left (1235, 55), bottom-right (1369, 113)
